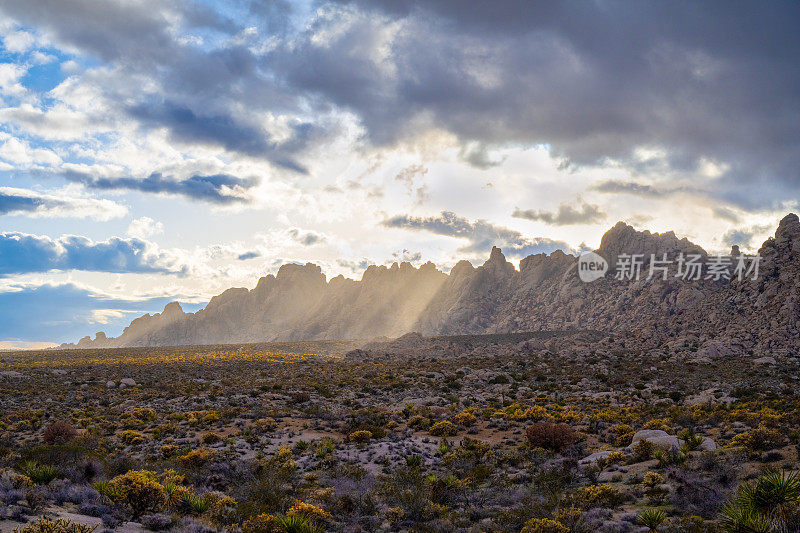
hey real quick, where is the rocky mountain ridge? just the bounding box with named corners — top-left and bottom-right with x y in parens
top-left (63, 214), bottom-right (800, 354)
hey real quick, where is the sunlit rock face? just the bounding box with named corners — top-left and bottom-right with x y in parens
top-left (63, 215), bottom-right (800, 353)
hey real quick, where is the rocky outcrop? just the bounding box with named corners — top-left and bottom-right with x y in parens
top-left (62, 214), bottom-right (800, 351)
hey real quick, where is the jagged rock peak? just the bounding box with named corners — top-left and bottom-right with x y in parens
top-left (162, 301), bottom-right (184, 317)
top-left (276, 262), bottom-right (323, 280)
top-left (487, 246), bottom-right (506, 264)
top-left (776, 213), bottom-right (800, 240)
top-left (598, 220), bottom-right (705, 260)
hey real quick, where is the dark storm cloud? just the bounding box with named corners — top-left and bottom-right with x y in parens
top-left (2, 1), bottom-right (798, 206)
top-left (127, 102), bottom-right (311, 172)
top-left (282, 1), bottom-right (800, 207)
top-left (382, 211), bottom-right (574, 258)
top-left (62, 170), bottom-right (259, 204)
top-left (513, 201), bottom-right (605, 226)
top-left (0, 0), bottom-right (310, 166)
top-left (0, 232), bottom-right (185, 276)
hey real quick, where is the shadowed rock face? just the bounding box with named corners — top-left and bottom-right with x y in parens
top-left (64, 215), bottom-right (800, 353)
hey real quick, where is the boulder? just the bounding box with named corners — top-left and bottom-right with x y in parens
top-left (629, 430), bottom-right (683, 450)
top-left (699, 437), bottom-right (717, 451)
top-left (120, 378), bottom-right (137, 387)
top-left (753, 356), bottom-right (776, 365)
top-left (578, 450), bottom-right (616, 465)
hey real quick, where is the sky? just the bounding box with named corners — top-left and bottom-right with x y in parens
top-left (0, 1), bottom-right (798, 348)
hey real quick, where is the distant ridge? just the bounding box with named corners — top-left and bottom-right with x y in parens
top-left (63, 215), bottom-right (800, 356)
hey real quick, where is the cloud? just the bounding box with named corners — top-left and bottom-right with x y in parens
top-left (287, 228), bottom-right (326, 246)
top-left (382, 211), bottom-right (574, 257)
top-left (62, 170), bottom-right (260, 204)
top-left (126, 216), bottom-right (164, 239)
top-left (591, 180), bottom-right (684, 198)
top-left (0, 232), bottom-right (187, 276)
top-left (394, 164), bottom-right (429, 204)
top-left (0, 1), bottom-right (797, 209)
top-left (721, 224), bottom-right (772, 251)
top-left (0, 282), bottom-right (202, 343)
top-left (237, 251), bottom-right (260, 261)
top-left (0, 187), bottom-right (127, 220)
top-left (280, 1), bottom-right (799, 206)
top-left (512, 200), bottom-right (605, 226)
top-left (127, 102), bottom-right (311, 172)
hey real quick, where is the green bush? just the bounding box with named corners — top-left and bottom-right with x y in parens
top-left (19, 461), bottom-right (60, 484)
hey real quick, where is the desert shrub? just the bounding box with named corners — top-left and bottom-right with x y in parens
top-left (12, 517), bottom-right (96, 533)
top-left (241, 513), bottom-right (281, 533)
top-left (207, 494), bottom-right (238, 526)
top-left (642, 418), bottom-right (671, 432)
top-left (160, 444), bottom-right (178, 458)
top-left (180, 448), bottom-right (216, 468)
top-left (379, 465), bottom-right (433, 522)
top-left (105, 470), bottom-right (165, 519)
top-left (576, 484), bottom-right (625, 509)
top-left (642, 471), bottom-right (668, 504)
top-left (120, 430), bottom-right (146, 445)
top-left (429, 420), bottom-right (458, 437)
top-left (607, 424), bottom-right (635, 447)
top-left (287, 499), bottom-right (331, 522)
top-left (201, 432), bottom-right (223, 445)
top-left (730, 425), bottom-right (785, 453)
top-left (43, 421), bottom-right (77, 445)
top-left (453, 410), bottom-right (477, 427)
top-left (631, 439), bottom-right (655, 462)
top-left (642, 471), bottom-right (664, 487)
top-left (141, 513), bottom-right (172, 531)
top-left (407, 415), bottom-right (430, 430)
top-left (525, 422), bottom-right (578, 452)
top-left (24, 487), bottom-right (47, 512)
top-left (520, 518), bottom-right (569, 533)
top-left (347, 430), bottom-right (372, 444)
top-left (49, 480), bottom-right (99, 505)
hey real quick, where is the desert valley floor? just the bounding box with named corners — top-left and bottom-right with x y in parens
top-left (1, 331), bottom-right (799, 532)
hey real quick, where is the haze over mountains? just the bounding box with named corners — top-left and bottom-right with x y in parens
top-left (64, 215), bottom-right (800, 354)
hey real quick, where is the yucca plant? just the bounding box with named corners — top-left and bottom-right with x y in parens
top-left (741, 470), bottom-right (800, 524)
top-left (720, 469), bottom-right (800, 532)
top-left (653, 448), bottom-right (686, 467)
top-left (277, 514), bottom-right (323, 533)
top-left (720, 501), bottom-right (772, 533)
top-left (682, 434), bottom-right (706, 452)
top-left (20, 461), bottom-right (60, 485)
top-left (637, 508), bottom-right (666, 532)
top-left (181, 492), bottom-right (211, 515)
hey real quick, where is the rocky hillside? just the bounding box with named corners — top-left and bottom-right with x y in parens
top-left (63, 214), bottom-right (800, 352)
